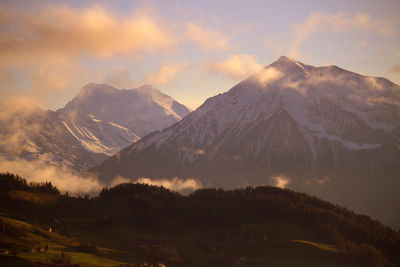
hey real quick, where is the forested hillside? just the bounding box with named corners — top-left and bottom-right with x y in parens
top-left (1, 172), bottom-right (399, 266)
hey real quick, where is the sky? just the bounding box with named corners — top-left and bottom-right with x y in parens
top-left (0, 0), bottom-right (399, 111)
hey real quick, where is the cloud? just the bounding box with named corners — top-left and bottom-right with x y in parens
top-left (289, 12), bottom-right (394, 57)
top-left (0, 4), bottom-right (177, 101)
top-left (207, 54), bottom-right (263, 80)
top-left (365, 76), bottom-right (384, 91)
top-left (145, 62), bottom-right (187, 85)
top-left (0, 4), bottom-right (177, 61)
top-left (0, 156), bottom-right (103, 195)
top-left (390, 64), bottom-right (400, 74)
top-left (0, 96), bottom-right (43, 120)
top-left (110, 175), bottom-right (132, 188)
top-left (135, 177), bottom-right (202, 192)
top-left (269, 175), bottom-right (291, 189)
top-left (109, 175), bottom-right (203, 193)
top-left (186, 22), bottom-right (231, 51)
top-left (34, 60), bottom-right (86, 92)
top-left (255, 67), bottom-right (283, 86)
top-left (305, 176), bottom-right (331, 186)
top-left (103, 68), bottom-right (136, 89)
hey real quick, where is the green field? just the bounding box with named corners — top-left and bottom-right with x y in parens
top-left (1, 213), bottom-right (362, 267)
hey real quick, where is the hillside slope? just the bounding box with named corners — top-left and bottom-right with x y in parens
top-left (1, 173), bottom-right (399, 266)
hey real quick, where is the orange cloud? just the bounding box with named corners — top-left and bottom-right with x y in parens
top-left (0, 4), bottom-right (177, 61)
top-left (269, 175), bottom-right (291, 189)
top-left (0, 96), bottom-right (43, 120)
top-left (135, 177), bottom-right (202, 192)
top-left (206, 54), bottom-right (263, 80)
top-left (109, 175), bottom-right (203, 193)
top-left (0, 156), bottom-right (103, 195)
top-left (145, 62), bottom-right (187, 85)
top-left (255, 67), bottom-right (283, 86)
top-left (186, 22), bottom-right (231, 51)
top-left (0, 4), bottom-right (178, 104)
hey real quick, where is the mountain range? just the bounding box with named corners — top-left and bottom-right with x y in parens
top-left (92, 56), bottom-right (400, 228)
top-left (0, 83), bottom-right (191, 170)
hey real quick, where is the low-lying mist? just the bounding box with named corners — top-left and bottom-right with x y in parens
top-left (0, 156), bottom-right (203, 196)
top-left (110, 175), bottom-right (203, 194)
top-left (0, 156), bottom-right (103, 195)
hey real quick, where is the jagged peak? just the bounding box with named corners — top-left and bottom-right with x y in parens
top-left (270, 55), bottom-right (306, 72)
top-left (274, 55), bottom-right (296, 64)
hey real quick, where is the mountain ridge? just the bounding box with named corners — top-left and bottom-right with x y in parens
top-left (91, 56), bottom-right (400, 228)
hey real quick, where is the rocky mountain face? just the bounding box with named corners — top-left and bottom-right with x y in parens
top-left (92, 56), bottom-right (400, 228)
top-left (0, 83), bottom-right (190, 170)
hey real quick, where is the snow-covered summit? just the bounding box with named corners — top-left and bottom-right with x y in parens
top-left (270, 55), bottom-right (307, 72)
top-left (228, 56), bottom-right (400, 139)
top-left (59, 83), bottom-right (191, 137)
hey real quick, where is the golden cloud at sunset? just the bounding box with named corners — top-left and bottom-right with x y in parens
top-left (207, 54), bottom-right (263, 80)
top-left (0, 156), bottom-right (103, 195)
top-left (145, 62), bottom-right (188, 85)
top-left (256, 67), bottom-right (283, 86)
top-left (269, 175), bottom-right (291, 189)
top-left (0, 4), bottom-right (178, 102)
top-left (0, 4), bottom-right (177, 61)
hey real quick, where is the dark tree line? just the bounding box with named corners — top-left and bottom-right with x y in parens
top-left (101, 183), bottom-right (400, 266)
top-left (1, 173), bottom-right (400, 266)
top-left (0, 172), bottom-right (60, 194)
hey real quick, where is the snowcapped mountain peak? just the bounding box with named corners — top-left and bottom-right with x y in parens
top-left (270, 56), bottom-right (307, 74)
top-left (272, 55), bottom-right (298, 66)
top-left (59, 83), bottom-right (191, 137)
